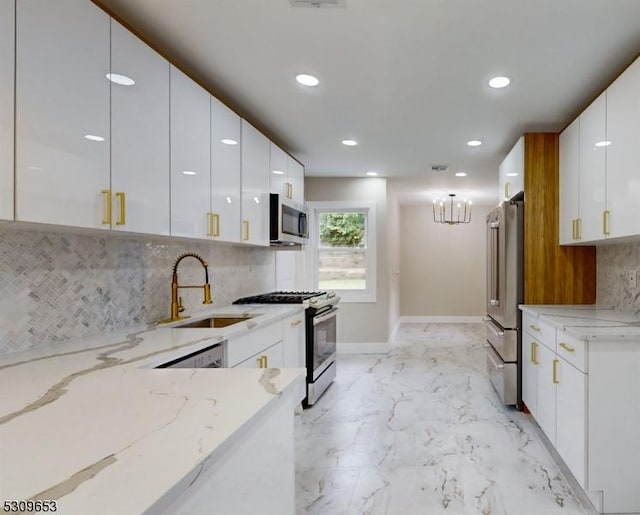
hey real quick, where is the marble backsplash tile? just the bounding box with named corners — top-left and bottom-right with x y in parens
top-left (597, 240), bottom-right (640, 313)
top-left (0, 224), bottom-right (275, 355)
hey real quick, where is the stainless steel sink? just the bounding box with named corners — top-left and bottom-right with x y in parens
top-left (171, 314), bottom-right (258, 329)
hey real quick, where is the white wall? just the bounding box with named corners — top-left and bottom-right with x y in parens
top-left (399, 203), bottom-right (492, 317)
top-left (386, 181), bottom-right (401, 337)
top-left (305, 177), bottom-right (389, 345)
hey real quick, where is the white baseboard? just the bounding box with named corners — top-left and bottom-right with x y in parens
top-left (337, 342), bottom-right (390, 354)
top-left (399, 316), bottom-right (484, 324)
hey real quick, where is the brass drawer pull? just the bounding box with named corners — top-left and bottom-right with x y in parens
top-left (101, 189), bottom-right (112, 225)
top-left (529, 324), bottom-right (540, 332)
top-left (531, 341), bottom-right (539, 365)
top-left (115, 192), bottom-right (126, 225)
top-left (242, 220), bottom-right (250, 241)
top-left (552, 359), bottom-right (559, 384)
top-left (603, 210), bottom-right (610, 236)
top-left (559, 342), bottom-right (575, 353)
top-left (291, 319), bottom-right (302, 327)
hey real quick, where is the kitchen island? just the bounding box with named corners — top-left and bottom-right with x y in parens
top-left (0, 305), bottom-right (306, 515)
top-left (520, 304), bottom-right (640, 515)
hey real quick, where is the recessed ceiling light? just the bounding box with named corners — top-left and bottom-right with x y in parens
top-left (296, 73), bottom-right (319, 87)
top-left (489, 76), bottom-right (510, 89)
top-left (342, 139), bottom-right (358, 146)
top-left (272, 170), bottom-right (285, 175)
top-left (455, 172), bottom-right (467, 177)
top-left (182, 170), bottom-right (196, 176)
top-left (506, 172), bottom-right (519, 177)
top-left (106, 73), bottom-right (135, 86)
top-left (221, 139), bottom-right (238, 145)
top-left (594, 140), bottom-right (611, 147)
top-left (365, 171), bottom-right (378, 177)
top-left (467, 140), bottom-right (482, 147)
top-left (84, 134), bottom-right (105, 142)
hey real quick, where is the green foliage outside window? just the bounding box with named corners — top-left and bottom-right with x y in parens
top-left (319, 212), bottom-right (365, 247)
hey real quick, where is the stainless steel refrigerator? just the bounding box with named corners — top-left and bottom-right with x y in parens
top-left (485, 199), bottom-right (524, 409)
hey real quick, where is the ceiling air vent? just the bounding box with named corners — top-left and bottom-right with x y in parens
top-left (290, 0), bottom-right (346, 8)
top-left (430, 164), bottom-right (449, 173)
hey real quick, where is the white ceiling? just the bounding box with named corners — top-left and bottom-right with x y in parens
top-left (96, 0), bottom-right (640, 205)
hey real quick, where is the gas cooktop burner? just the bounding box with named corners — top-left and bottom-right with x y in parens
top-left (233, 291), bottom-right (327, 304)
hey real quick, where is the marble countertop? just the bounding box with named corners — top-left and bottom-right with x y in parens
top-left (519, 304), bottom-right (640, 340)
top-left (0, 304), bottom-right (306, 514)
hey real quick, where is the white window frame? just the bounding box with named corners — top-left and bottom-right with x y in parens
top-left (306, 200), bottom-right (377, 303)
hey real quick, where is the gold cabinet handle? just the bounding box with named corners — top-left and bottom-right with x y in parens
top-left (288, 182), bottom-right (293, 199)
top-left (504, 182), bottom-right (510, 200)
top-left (207, 212), bottom-right (214, 237)
top-left (552, 359), bottom-right (559, 384)
top-left (242, 220), bottom-right (250, 241)
top-left (559, 342), bottom-right (575, 353)
top-left (263, 355), bottom-right (268, 368)
top-left (576, 218), bottom-right (582, 240)
top-left (291, 319), bottom-right (302, 327)
top-left (572, 219), bottom-right (577, 240)
top-left (257, 355), bottom-right (267, 368)
top-left (529, 324), bottom-right (540, 332)
top-left (531, 341), bottom-right (538, 365)
top-left (603, 210), bottom-right (610, 236)
top-left (257, 357), bottom-right (263, 368)
top-left (213, 213), bottom-right (220, 237)
top-left (101, 189), bottom-right (112, 225)
top-left (115, 192), bottom-right (126, 225)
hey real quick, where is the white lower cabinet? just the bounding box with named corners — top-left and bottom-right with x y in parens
top-left (227, 321), bottom-right (283, 368)
top-left (283, 311), bottom-right (305, 368)
top-left (534, 340), bottom-right (557, 445)
top-left (522, 338), bottom-right (538, 418)
top-left (234, 341), bottom-right (284, 369)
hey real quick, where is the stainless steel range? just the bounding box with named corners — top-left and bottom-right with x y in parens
top-left (233, 291), bottom-right (339, 406)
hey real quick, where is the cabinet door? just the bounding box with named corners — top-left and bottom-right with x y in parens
top-left (241, 120), bottom-right (270, 246)
top-left (287, 157), bottom-right (305, 204)
top-left (578, 92), bottom-right (607, 242)
top-left (16, 0), bottom-right (110, 229)
top-left (110, 20), bottom-right (170, 235)
top-left (210, 96), bottom-right (241, 243)
top-left (234, 341), bottom-right (284, 368)
top-left (269, 142), bottom-right (288, 197)
top-left (522, 339), bottom-right (539, 417)
top-left (606, 57), bottom-right (640, 239)
top-left (535, 342), bottom-right (557, 445)
top-left (283, 313), bottom-right (305, 368)
top-left (170, 66), bottom-right (210, 238)
top-left (556, 357), bottom-right (587, 487)
top-left (0, 0), bottom-right (14, 221)
top-left (499, 136), bottom-right (524, 201)
top-left (559, 118), bottom-right (581, 244)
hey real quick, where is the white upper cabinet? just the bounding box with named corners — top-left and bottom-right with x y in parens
top-left (110, 20), bottom-right (170, 236)
top-left (241, 120), bottom-right (270, 246)
top-left (210, 96), bottom-right (241, 243)
top-left (0, 0), bottom-right (14, 221)
top-left (111, 20), bottom-right (170, 235)
top-left (170, 65), bottom-right (210, 239)
top-left (287, 156), bottom-right (305, 204)
top-left (15, 0), bottom-right (110, 229)
top-left (269, 142), bottom-right (289, 197)
top-left (559, 118), bottom-right (581, 244)
top-left (605, 57), bottom-right (640, 239)
top-left (498, 136), bottom-right (524, 201)
top-left (578, 92), bottom-right (607, 242)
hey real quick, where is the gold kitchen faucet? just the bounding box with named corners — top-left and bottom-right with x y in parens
top-left (158, 252), bottom-right (213, 324)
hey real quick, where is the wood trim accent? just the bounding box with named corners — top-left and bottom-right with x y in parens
top-left (523, 133), bottom-right (596, 304)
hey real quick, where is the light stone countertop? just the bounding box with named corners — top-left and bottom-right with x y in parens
top-left (0, 304), bottom-right (306, 514)
top-left (519, 304), bottom-right (640, 340)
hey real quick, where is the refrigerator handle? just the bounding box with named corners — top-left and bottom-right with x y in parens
top-left (489, 222), bottom-right (500, 306)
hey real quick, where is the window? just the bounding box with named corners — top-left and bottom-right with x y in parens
top-left (307, 201), bottom-right (376, 302)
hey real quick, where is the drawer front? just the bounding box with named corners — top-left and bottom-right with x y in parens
top-left (226, 322), bottom-right (283, 367)
top-left (485, 319), bottom-right (517, 362)
top-left (485, 343), bottom-right (517, 405)
top-left (523, 312), bottom-right (556, 350)
top-left (556, 330), bottom-right (587, 372)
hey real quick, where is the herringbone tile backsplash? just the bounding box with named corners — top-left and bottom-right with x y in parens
top-left (0, 225), bottom-right (275, 355)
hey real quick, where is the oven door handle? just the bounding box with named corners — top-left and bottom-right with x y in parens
top-left (313, 307), bottom-right (338, 325)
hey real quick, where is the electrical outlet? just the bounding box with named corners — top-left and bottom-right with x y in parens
top-left (627, 270), bottom-right (637, 289)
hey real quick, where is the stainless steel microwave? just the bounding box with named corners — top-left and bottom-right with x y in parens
top-left (269, 193), bottom-right (308, 246)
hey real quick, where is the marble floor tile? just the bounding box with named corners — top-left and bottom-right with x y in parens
top-left (295, 323), bottom-right (598, 515)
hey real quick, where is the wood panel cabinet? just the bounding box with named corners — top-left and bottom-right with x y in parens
top-left (499, 136), bottom-right (524, 201)
top-left (241, 120), bottom-right (270, 246)
top-left (15, 0), bottom-right (110, 229)
top-left (523, 133), bottom-right (595, 305)
top-left (0, 0), bottom-right (14, 221)
top-left (110, 20), bottom-right (170, 235)
top-left (170, 65), bottom-right (210, 239)
top-left (210, 96), bottom-right (241, 243)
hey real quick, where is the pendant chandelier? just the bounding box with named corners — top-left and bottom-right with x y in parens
top-left (433, 193), bottom-right (472, 225)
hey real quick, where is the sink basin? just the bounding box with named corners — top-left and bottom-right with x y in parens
top-left (171, 314), bottom-right (258, 329)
